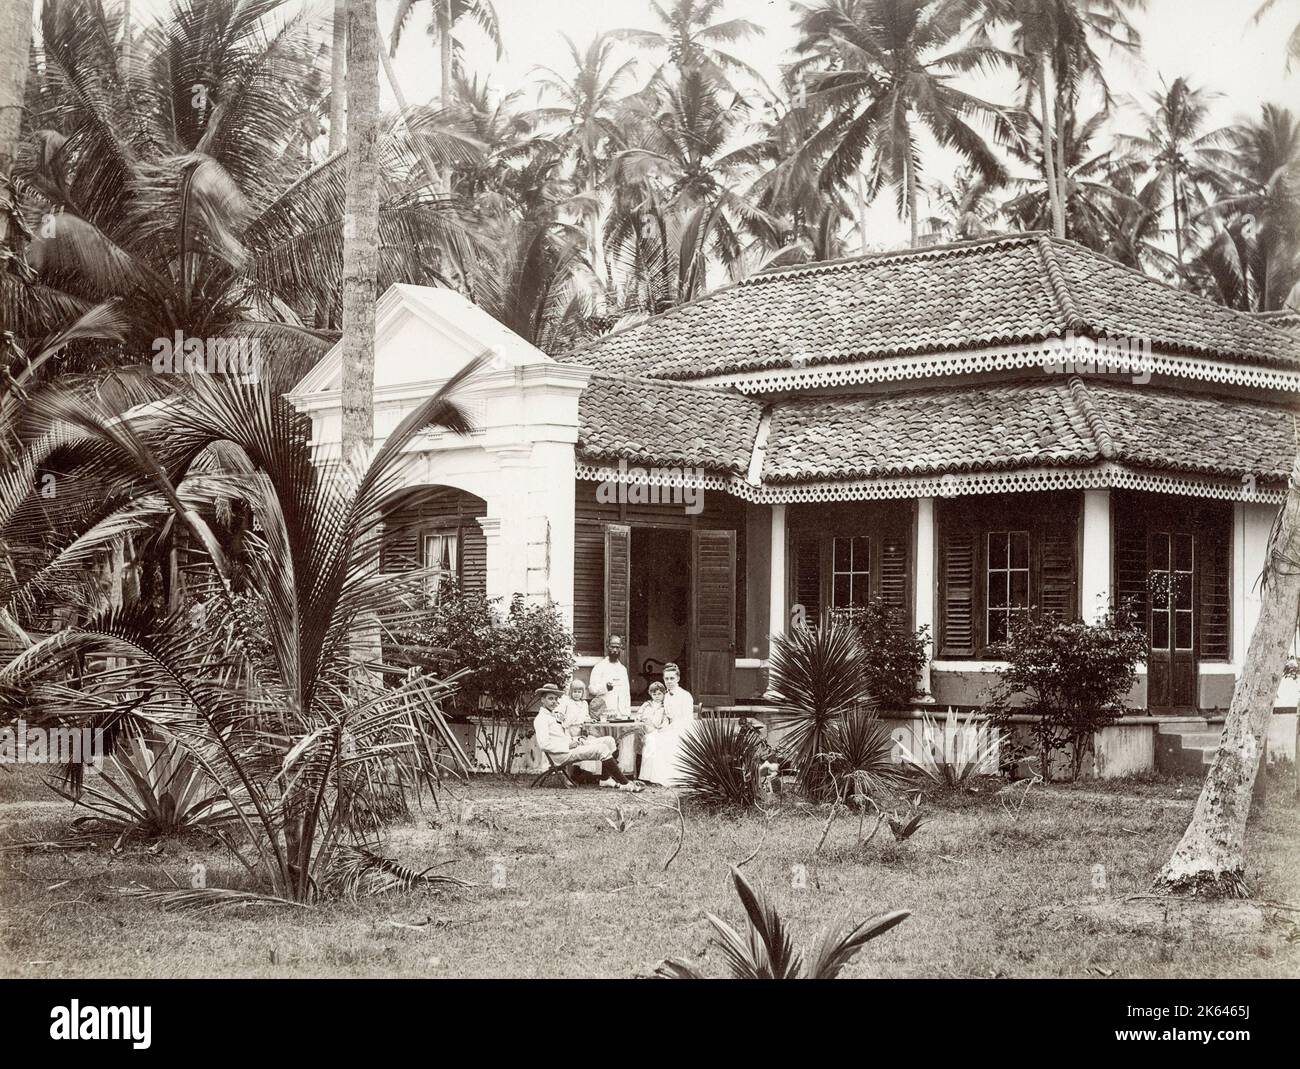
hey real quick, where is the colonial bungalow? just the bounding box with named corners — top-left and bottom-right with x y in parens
top-left (288, 232), bottom-right (1300, 716)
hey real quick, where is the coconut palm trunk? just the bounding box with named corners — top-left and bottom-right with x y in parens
top-left (1156, 449), bottom-right (1300, 895)
top-left (330, 0), bottom-right (347, 152)
top-left (0, 0), bottom-right (32, 242)
top-left (855, 171), bottom-right (869, 254)
top-left (340, 0), bottom-right (381, 461)
top-left (1039, 54), bottom-right (1064, 239)
top-left (438, 0), bottom-right (453, 105)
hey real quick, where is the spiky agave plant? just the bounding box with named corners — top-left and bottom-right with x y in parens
top-left (897, 707), bottom-right (1001, 791)
top-left (766, 620), bottom-right (874, 800)
top-left (676, 718), bottom-right (765, 811)
top-left (656, 866), bottom-right (909, 979)
top-left (1, 358), bottom-right (482, 904)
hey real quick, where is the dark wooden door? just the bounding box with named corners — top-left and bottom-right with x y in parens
top-left (691, 529), bottom-right (735, 707)
top-left (1147, 529), bottom-right (1197, 710)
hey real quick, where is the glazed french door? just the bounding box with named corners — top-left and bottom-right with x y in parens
top-left (1147, 529), bottom-right (1197, 710)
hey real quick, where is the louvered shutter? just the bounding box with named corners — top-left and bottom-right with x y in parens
top-left (791, 534), bottom-right (821, 629)
top-left (1113, 503), bottom-right (1148, 628)
top-left (1038, 524), bottom-right (1078, 621)
top-left (692, 529), bottom-right (736, 705)
top-left (1199, 526), bottom-right (1231, 660)
top-left (604, 524), bottom-right (631, 645)
top-left (380, 526), bottom-right (419, 573)
top-left (878, 528), bottom-right (910, 620)
top-left (940, 529), bottom-right (976, 656)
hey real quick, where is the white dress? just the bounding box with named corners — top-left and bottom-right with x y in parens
top-left (638, 689), bottom-right (695, 786)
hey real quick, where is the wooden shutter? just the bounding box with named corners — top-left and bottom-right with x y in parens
top-left (604, 524), bottom-right (631, 645)
top-left (791, 533), bottom-right (821, 629)
top-left (878, 528), bottom-right (910, 618)
top-left (692, 529), bottom-right (737, 705)
top-left (1199, 525), bottom-right (1231, 660)
top-left (940, 528), bottom-right (976, 656)
top-left (379, 527), bottom-right (419, 572)
top-left (1113, 500), bottom-right (1148, 628)
top-left (573, 523), bottom-right (605, 654)
top-left (1038, 523), bottom-right (1078, 621)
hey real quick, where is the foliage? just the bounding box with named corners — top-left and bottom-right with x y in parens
top-left (49, 730), bottom-right (243, 837)
top-left (983, 606), bottom-right (1147, 781)
top-left (830, 707), bottom-right (910, 802)
top-left (897, 706), bottom-right (1002, 792)
top-left (676, 717), bottom-right (765, 811)
top-left (767, 620), bottom-right (873, 800)
top-left (1, 362), bottom-right (482, 904)
top-left (655, 864), bottom-right (909, 978)
top-left (832, 598), bottom-right (929, 707)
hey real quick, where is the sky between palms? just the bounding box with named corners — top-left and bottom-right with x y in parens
top-left (121, 0), bottom-right (1299, 247)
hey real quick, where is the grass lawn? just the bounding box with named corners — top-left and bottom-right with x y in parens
top-left (2, 762), bottom-right (1298, 979)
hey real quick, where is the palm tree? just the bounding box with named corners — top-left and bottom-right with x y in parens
top-left (657, 866), bottom-right (909, 978)
top-left (1116, 77), bottom-right (1236, 268)
top-left (612, 0), bottom-right (766, 92)
top-left (388, 0), bottom-right (502, 105)
top-left (330, 0), bottom-right (346, 152)
top-left (530, 34), bottom-right (638, 291)
top-left (1002, 106), bottom-right (1125, 252)
top-left (0, 0), bottom-right (33, 242)
top-left (8, 0), bottom-right (478, 371)
top-left (341, 0), bottom-right (381, 461)
top-left (609, 67), bottom-right (780, 301)
top-left (922, 166), bottom-right (1000, 241)
top-left (976, 0), bottom-right (1145, 238)
top-left (792, 0), bottom-right (1013, 247)
top-left (1186, 105), bottom-right (1300, 312)
top-left (3, 362), bottom-right (483, 904)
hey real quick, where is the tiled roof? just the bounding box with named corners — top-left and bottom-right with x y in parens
top-left (576, 373), bottom-right (762, 475)
top-left (570, 233), bottom-right (1300, 380)
top-left (1251, 309), bottom-right (1300, 334)
top-left (760, 379), bottom-right (1297, 485)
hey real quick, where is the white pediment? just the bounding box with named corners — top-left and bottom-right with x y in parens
top-left (290, 284), bottom-right (551, 400)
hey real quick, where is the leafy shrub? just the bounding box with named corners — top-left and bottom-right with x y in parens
top-left (656, 865), bottom-right (909, 979)
top-left (677, 718), bottom-right (765, 810)
top-left (984, 606), bottom-right (1146, 781)
top-left (832, 600), bottom-right (929, 707)
top-left (898, 707), bottom-right (1001, 791)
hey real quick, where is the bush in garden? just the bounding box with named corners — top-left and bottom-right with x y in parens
top-left (396, 581), bottom-right (574, 770)
top-left (832, 600), bottom-right (929, 707)
top-left (897, 706), bottom-right (1001, 792)
top-left (983, 605), bottom-right (1147, 781)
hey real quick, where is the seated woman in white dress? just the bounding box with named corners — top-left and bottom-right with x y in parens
top-left (637, 665), bottom-right (696, 786)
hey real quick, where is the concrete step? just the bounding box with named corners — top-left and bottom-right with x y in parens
top-left (1154, 722), bottom-right (1222, 776)
top-left (1155, 720), bottom-right (1211, 735)
top-left (1179, 731), bottom-right (1224, 749)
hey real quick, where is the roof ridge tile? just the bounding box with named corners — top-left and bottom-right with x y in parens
top-left (1036, 235), bottom-right (1088, 334)
top-left (1067, 376), bottom-right (1117, 459)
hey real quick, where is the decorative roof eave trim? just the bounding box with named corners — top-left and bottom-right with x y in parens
top-left (684, 338), bottom-right (1300, 394)
top-left (575, 461), bottom-right (1285, 506)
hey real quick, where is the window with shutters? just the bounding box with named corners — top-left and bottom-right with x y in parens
top-left (785, 502), bottom-right (913, 631)
top-left (938, 493), bottom-right (1079, 658)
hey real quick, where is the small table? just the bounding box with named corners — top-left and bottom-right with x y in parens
top-left (579, 720), bottom-right (644, 775)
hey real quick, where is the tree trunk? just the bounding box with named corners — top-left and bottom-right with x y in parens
top-left (906, 160), bottom-right (918, 248)
top-left (1171, 173), bottom-right (1184, 268)
top-left (340, 0), bottom-right (381, 462)
top-left (329, 0), bottom-right (347, 153)
top-left (1054, 93), bottom-right (1068, 237)
top-left (0, 0), bottom-right (32, 244)
top-left (1038, 55), bottom-right (1064, 239)
top-left (438, 0), bottom-right (452, 106)
top-left (855, 170), bottom-right (869, 254)
top-left (1156, 451), bottom-right (1300, 895)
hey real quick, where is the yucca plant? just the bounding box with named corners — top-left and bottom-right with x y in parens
top-left (49, 729), bottom-right (242, 837)
top-left (898, 707), bottom-right (1001, 791)
top-left (676, 718), bottom-right (765, 811)
top-left (656, 865), bottom-right (909, 979)
top-left (833, 707), bottom-right (910, 803)
top-left (767, 621), bottom-right (875, 800)
top-left (1, 359), bottom-right (482, 904)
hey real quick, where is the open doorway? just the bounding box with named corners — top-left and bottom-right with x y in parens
top-left (629, 527), bottom-right (690, 698)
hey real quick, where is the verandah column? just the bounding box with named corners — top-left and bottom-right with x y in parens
top-left (1081, 489), bottom-right (1112, 622)
top-left (914, 497), bottom-right (936, 700)
top-left (768, 503), bottom-right (787, 638)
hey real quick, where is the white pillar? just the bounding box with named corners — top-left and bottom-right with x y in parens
top-left (768, 504), bottom-right (787, 639)
top-left (1080, 489), bottom-right (1112, 623)
top-left (914, 498), bottom-right (936, 701)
